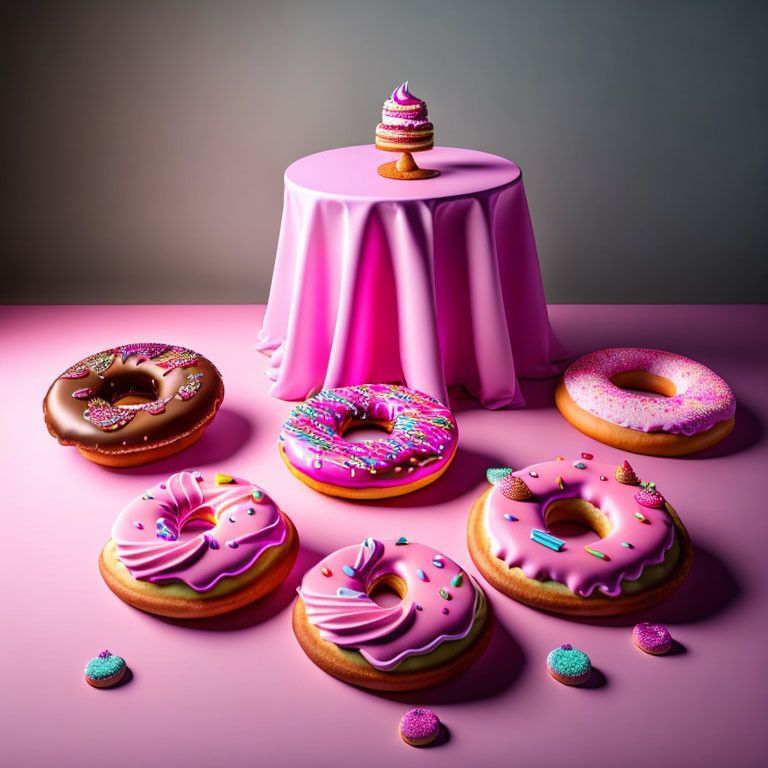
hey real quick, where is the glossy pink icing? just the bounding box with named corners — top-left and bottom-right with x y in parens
top-left (564, 348), bottom-right (735, 436)
top-left (298, 538), bottom-right (479, 671)
top-left (392, 81), bottom-right (423, 106)
top-left (486, 458), bottom-right (675, 597)
top-left (280, 384), bottom-right (457, 491)
top-left (112, 471), bottom-right (287, 591)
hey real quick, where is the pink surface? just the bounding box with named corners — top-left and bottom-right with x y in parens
top-left (1, 304), bottom-right (766, 768)
top-left (257, 146), bottom-right (567, 408)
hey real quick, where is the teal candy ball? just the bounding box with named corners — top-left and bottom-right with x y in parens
top-left (85, 651), bottom-right (126, 682)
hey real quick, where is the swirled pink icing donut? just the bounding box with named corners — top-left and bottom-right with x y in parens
top-left (99, 470), bottom-right (299, 618)
top-left (467, 456), bottom-right (692, 616)
top-left (293, 538), bottom-right (491, 690)
top-left (279, 384), bottom-right (458, 499)
top-left (555, 348), bottom-right (735, 456)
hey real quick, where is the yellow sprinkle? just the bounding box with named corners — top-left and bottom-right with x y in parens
top-left (215, 474), bottom-right (235, 485)
top-left (557, 476), bottom-right (565, 490)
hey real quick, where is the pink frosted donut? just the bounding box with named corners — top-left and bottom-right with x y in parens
top-left (555, 348), bottom-right (735, 456)
top-left (279, 384), bottom-right (458, 499)
top-left (467, 456), bottom-right (693, 615)
top-left (293, 538), bottom-right (492, 690)
top-left (99, 470), bottom-right (299, 618)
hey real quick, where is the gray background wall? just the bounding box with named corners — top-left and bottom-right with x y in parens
top-left (2, 0), bottom-right (766, 304)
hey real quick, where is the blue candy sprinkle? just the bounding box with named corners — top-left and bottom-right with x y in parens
top-left (416, 568), bottom-right (428, 581)
top-left (342, 565), bottom-right (355, 577)
top-left (432, 558), bottom-right (445, 569)
top-left (503, 513), bottom-right (517, 521)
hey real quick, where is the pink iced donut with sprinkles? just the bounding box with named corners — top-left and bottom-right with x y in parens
top-left (555, 348), bottom-right (735, 456)
top-left (279, 384), bottom-right (458, 499)
top-left (467, 456), bottom-right (693, 616)
top-left (293, 538), bottom-right (492, 691)
top-left (99, 470), bottom-right (299, 618)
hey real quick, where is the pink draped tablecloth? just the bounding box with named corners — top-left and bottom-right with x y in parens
top-left (257, 145), bottom-right (567, 409)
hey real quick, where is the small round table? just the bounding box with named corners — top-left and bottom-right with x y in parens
top-left (257, 145), bottom-right (567, 409)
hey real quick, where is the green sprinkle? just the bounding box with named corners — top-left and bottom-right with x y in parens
top-left (451, 572), bottom-right (464, 588)
top-left (439, 589), bottom-right (452, 601)
top-left (621, 542), bottom-right (633, 548)
top-left (584, 546), bottom-right (608, 560)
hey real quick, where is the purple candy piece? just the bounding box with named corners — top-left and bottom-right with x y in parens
top-left (633, 622), bottom-right (672, 655)
top-left (399, 707), bottom-right (440, 745)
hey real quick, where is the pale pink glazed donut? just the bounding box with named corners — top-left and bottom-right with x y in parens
top-left (467, 456), bottom-right (693, 615)
top-left (555, 348), bottom-right (735, 456)
top-left (293, 538), bottom-right (492, 690)
top-left (279, 384), bottom-right (458, 499)
top-left (99, 470), bottom-right (299, 618)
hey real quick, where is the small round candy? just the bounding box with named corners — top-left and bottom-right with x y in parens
top-left (546, 643), bottom-right (591, 685)
top-left (84, 650), bottom-right (127, 688)
top-left (633, 622), bottom-right (672, 655)
top-left (399, 707), bottom-right (441, 747)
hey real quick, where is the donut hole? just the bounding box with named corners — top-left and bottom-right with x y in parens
top-left (342, 420), bottom-right (393, 444)
top-left (544, 498), bottom-right (612, 540)
top-left (106, 372), bottom-right (160, 406)
top-left (176, 508), bottom-right (217, 542)
top-left (610, 370), bottom-right (677, 399)
top-left (367, 574), bottom-right (407, 608)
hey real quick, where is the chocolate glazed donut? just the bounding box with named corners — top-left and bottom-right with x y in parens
top-left (43, 343), bottom-right (224, 466)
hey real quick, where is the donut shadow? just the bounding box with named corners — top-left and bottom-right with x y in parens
top-left (579, 666), bottom-right (607, 690)
top-left (106, 406), bottom-right (255, 476)
top-left (553, 542), bottom-right (742, 628)
top-left (364, 446), bottom-right (514, 509)
top-left (372, 613), bottom-right (525, 705)
top-left (154, 543), bottom-right (325, 632)
top-left (675, 400), bottom-right (762, 459)
top-left (96, 666), bottom-right (133, 690)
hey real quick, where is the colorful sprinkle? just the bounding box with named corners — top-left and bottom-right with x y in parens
top-left (142, 492), bottom-right (153, 500)
top-left (503, 513), bottom-right (518, 521)
top-left (635, 511), bottom-right (649, 523)
top-left (206, 535), bottom-right (219, 550)
top-left (621, 542), bottom-right (634, 548)
top-left (442, 608), bottom-right (449, 615)
top-left (451, 572), bottom-right (464, 588)
top-left (416, 568), bottom-right (428, 581)
top-left (313, 460), bottom-right (322, 469)
top-left (321, 566), bottom-right (332, 577)
top-left (529, 470), bottom-right (539, 478)
top-left (342, 565), bottom-right (355, 577)
top-left (432, 557), bottom-right (444, 568)
top-left (584, 546), bottom-right (609, 560)
top-left (134, 522), bottom-right (143, 529)
top-left (246, 508), bottom-right (256, 515)
top-left (227, 541), bottom-right (239, 549)
top-left (581, 453), bottom-right (594, 460)
top-left (215, 474), bottom-right (234, 485)
top-left (531, 529), bottom-right (565, 552)
top-left (337, 587), bottom-right (366, 599)
top-left (252, 490), bottom-right (264, 501)
top-left (599, 475), bottom-right (607, 481)
top-left (396, 536), bottom-right (408, 545)
top-left (556, 457), bottom-right (564, 461)
top-left (439, 589), bottom-right (452, 601)
top-left (556, 476), bottom-right (565, 490)
top-left (573, 462), bottom-right (586, 469)
top-left (228, 516), bottom-right (236, 523)
top-left (72, 388), bottom-right (94, 399)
